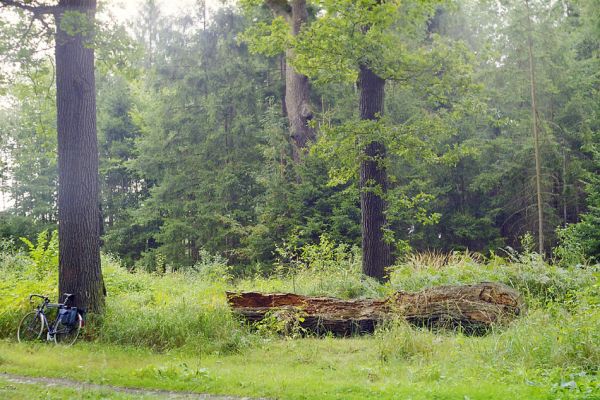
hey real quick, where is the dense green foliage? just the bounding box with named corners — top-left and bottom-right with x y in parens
top-left (0, 0), bottom-right (598, 268)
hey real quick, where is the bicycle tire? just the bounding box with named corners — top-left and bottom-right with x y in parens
top-left (54, 313), bottom-right (82, 346)
top-left (17, 311), bottom-right (44, 343)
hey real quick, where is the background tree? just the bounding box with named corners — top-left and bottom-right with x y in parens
top-left (129, 9), bottom-right (272, 267)
top-left (562, 0), bottom-right (600, 260)
top-left (289, 0), bottom-right (446, 279)
top-left (242, 0), bottom-right (315, 162)
top-left (524, 0), bottom-right (544, 254)
top-left (1, 65), bottom-right (57, 224)
top-left (461, 0), bottom-right (593, 252)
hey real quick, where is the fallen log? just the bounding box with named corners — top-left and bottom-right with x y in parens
top-left (226, 282), bottom-right (524, 336)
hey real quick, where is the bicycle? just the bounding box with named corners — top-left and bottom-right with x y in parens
top-left (17, 293), bottom-right (84, 346)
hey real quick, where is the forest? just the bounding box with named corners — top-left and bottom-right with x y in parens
top-left (0, 0), bottom-right (598, 399)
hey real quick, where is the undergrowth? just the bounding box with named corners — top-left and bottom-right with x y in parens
top-left (0, 235), bottom-right (598, 398)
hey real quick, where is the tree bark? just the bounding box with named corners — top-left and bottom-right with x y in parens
top-left (227, 282), bottom-right (524, 336)
top-left (266, 0), bottom-right (315, 162)
top-left (358, 64), bottom-right (392, 280)
top-left (55, 0), bottom-right (105, 313)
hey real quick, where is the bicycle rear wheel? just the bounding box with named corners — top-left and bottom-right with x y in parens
top-left (54, 313), bottom-right (82, 346)
top-left (17, 311), bottom-right (44, 342)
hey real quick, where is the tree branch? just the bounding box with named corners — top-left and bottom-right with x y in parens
top-left (0, 0), bottom-right (58, 16)
top-left (265, 0), bottom-right (291, 19)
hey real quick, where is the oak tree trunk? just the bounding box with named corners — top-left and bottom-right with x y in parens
top-left (266, 0), bottom-right (315, 161)
top-left (55, 0), bottom-right (105, 313)
top-left (358, 64), bottom-right (392, 280)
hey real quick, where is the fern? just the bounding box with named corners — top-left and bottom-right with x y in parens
top-left (20, 230), bottom-right (58, 279)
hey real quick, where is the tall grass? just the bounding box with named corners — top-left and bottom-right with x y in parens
top-left (0, 245), bottom-right (253, 353)
top-left (97, 259), bottom-right (254, 353)
top-left (389, 249), bottom-right (597, 304)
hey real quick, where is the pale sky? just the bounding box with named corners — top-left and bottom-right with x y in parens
top-left (109, 0), bottom-right (230, 21)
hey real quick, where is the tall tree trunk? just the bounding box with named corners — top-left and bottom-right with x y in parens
top-left (279, 54), bottom-right (288, 117)
top-left (266, 0), bottom-right (315, 162)
top-left (358, 64), bottom-right (392, 281)
top-left (563, 149), bottom-right (568, 224)
top-left (525, 0), bottom-right (544, 255)
top-left (55, 0), bottom-right (105, 313)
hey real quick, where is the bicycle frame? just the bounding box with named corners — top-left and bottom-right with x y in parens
top-left (29, 294), bottom-right (81, 341)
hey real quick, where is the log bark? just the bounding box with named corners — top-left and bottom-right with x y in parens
top-left (226, 282), bottom-right (524, 336)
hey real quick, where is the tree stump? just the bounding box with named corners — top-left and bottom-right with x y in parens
top-left (226, 282), bottom-right (524, 335)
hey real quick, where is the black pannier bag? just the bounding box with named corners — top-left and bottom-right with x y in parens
top-left (59, 307), bottom-right (78, 325)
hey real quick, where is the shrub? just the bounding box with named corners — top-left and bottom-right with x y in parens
top-left (187, 249), bottom-right (232, 283)
top-left (0, 213), bottom-right (55, 251)
top-left (0, 231), bottom-right (62, 336)
top-left (135, 248), bottom-right (168, 273)
top-left (553, 224), bottom-right (590, 268)
top-left (20, 230), bottom-right (58, 280)
top-left (237, 234), bottom-right (383, 299)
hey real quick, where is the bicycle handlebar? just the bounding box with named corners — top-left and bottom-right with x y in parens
top-left (29, 294), bottom-right (49, 303)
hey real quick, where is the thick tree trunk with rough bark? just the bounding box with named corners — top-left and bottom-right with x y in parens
top-left (266, 0), bottom-right (315, 161)
top-left (358, 64), bottom-right (392, 280)
top-left (55, 0), bottom-right (105, 313)
top-left (227, 282), bottom-right (524, 336)
top-left (285, 48), bottom-right (314, 161)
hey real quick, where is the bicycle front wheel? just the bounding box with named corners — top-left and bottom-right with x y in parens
top-left (17, 311), bottom-right (44, 342)
top-left (54, 313), bottom-right (82, 346)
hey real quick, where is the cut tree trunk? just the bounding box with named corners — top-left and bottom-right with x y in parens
top-left (227, 282), bottom-right (524, 336)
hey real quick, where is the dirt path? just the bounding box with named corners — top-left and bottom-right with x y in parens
top-left (1, 373), bottom-right (266, 399)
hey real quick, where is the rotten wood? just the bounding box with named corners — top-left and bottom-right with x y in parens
top-left (226, 282), bottom-right (524, 336)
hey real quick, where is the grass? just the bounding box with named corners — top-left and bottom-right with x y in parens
top-left (0, 240), bottom-right (598, 399)
top-left (0, 338), bottom-right (595, 400)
